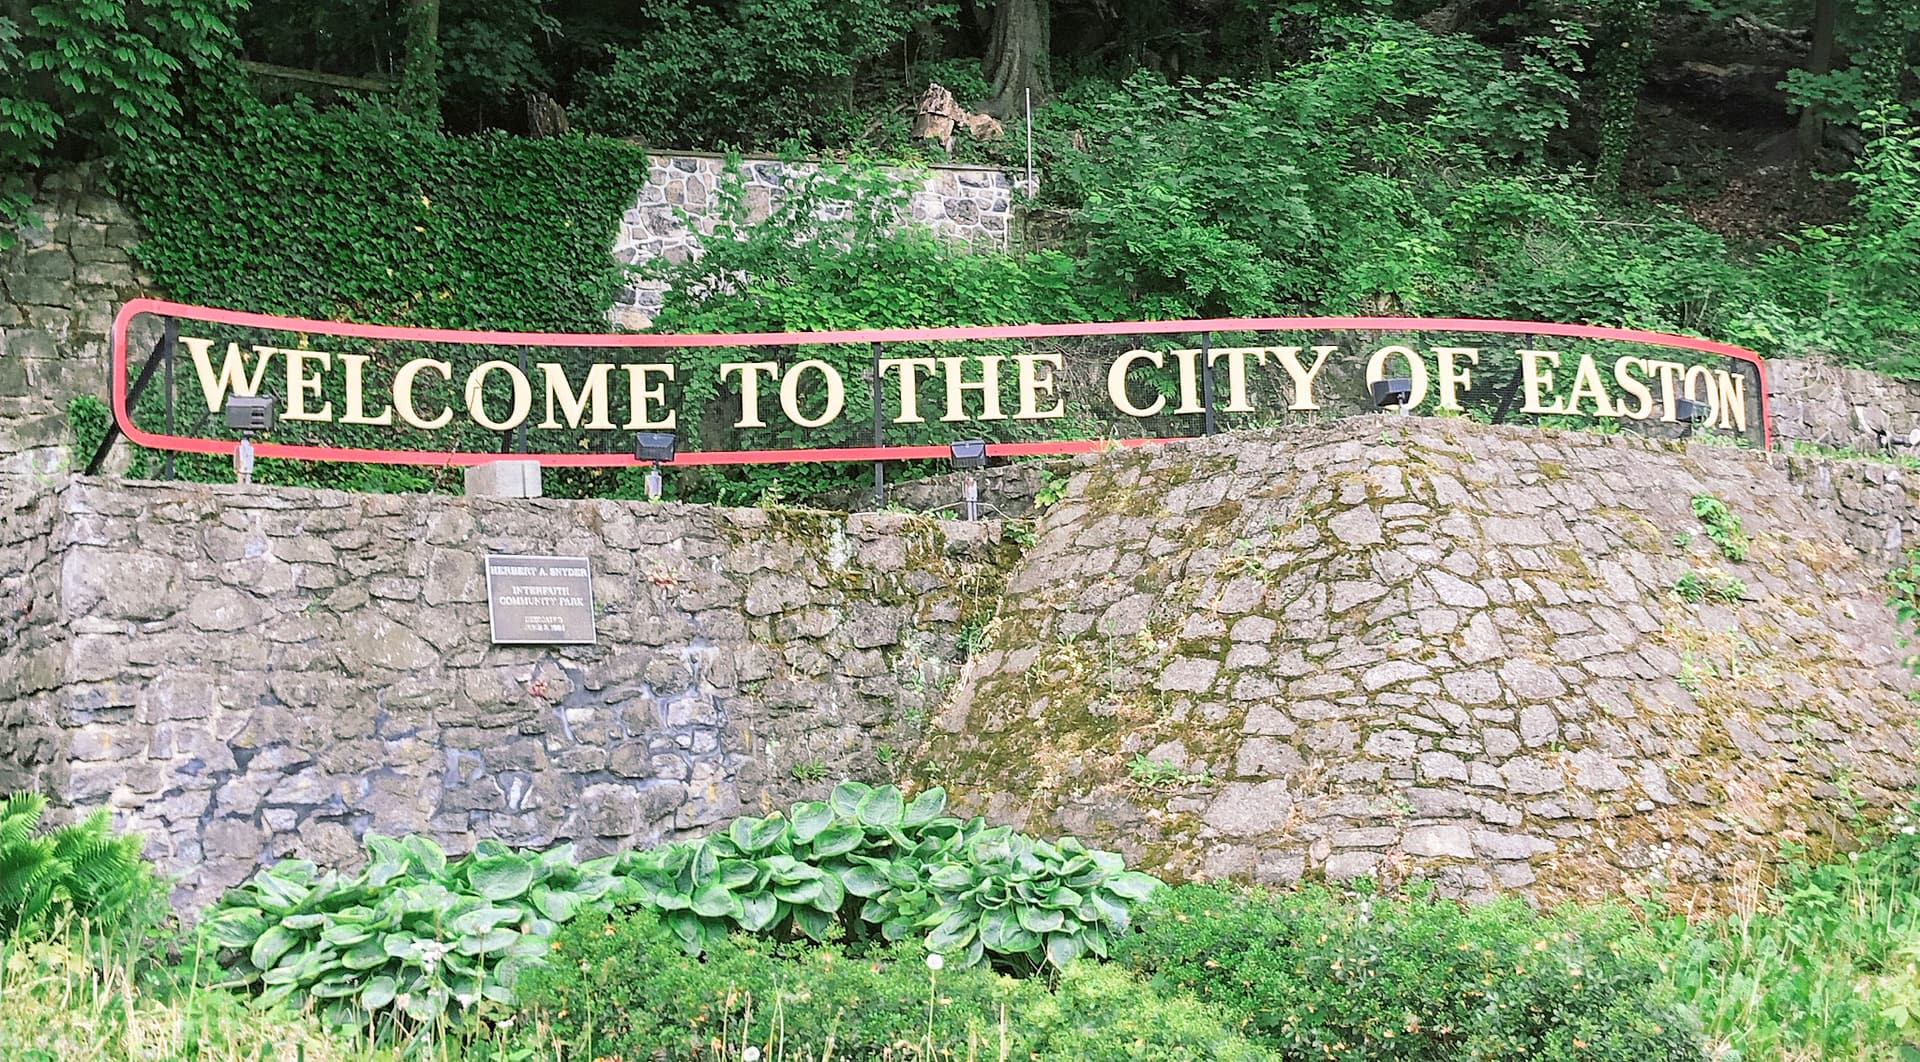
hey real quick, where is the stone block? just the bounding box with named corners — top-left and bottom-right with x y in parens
top-left (464, 460), bottom-right (542, 498)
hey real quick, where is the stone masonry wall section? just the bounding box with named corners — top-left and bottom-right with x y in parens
top-left (0, 475), bottom-right (1015, 909)
top-left (1, 168), bottom-right (149, 475)
top-left (1768, 356), bottom-right (1920, 453)
top-left (926, 417), bottom-right (1920, 912)
top-left (609, 152), bottom-right (1020, 326)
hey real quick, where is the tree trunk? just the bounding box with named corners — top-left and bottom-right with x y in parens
top-left (982, 0), bottom-right (1049, 119)
top-left (401, 0), bottom-right (441, 122)
top-left (1796, 0), bottom-right (1837, 164)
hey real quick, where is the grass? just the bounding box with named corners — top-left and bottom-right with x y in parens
top-left (0, 925), bottom-right (398, 1062)
top-left (1650, 810), bottom-right (1920, 1061)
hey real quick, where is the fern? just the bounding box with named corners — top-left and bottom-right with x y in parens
top-left (0, 792), bottom-right (157, 940)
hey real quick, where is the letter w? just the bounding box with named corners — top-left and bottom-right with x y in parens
top-left (182, 337), bottom-right (276, 413)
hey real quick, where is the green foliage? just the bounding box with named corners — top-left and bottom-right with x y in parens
top-left (201, 834), bottom-right (623, 1032)
top-left (1690, 493), bottom-right (1750, 561)
top-left (644, 157), bottom-right (1108, 505)
top-left (1126, 754), bottom-right (1212, 790)
top-left (206, 784), bottom-right (1160, 1037)
top-left (0, 793), bottom-right (158, 942)
top-left (106, 95), bottom-right (646, 494)
top-left (1672, 568), bottom-right (1746, 603)
top-left (0, 0), bottom-right (241, 242)
top-left (1889, 550), bottom-right (1920, 673)
top-left (614, 781), bottom-right (1161, 971)
top-left (1653, 807), bottom-right (1920, 1060)
top-left (572, 0), bottom-right (948, 150)
top-left (1732, 114), bottom-right (1920, 375)
top-left (0, 936), bottom-right (402, 1062)
top-left (1119, 881), bottom-right (1703, 1061)
top-left (513, 907), bottom-right (1271, 1061)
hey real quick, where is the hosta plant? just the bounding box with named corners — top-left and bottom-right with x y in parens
top-left (616, 782), bottom-right (1162, 970)
top-left (202, 834), bottom-right (623, 1029)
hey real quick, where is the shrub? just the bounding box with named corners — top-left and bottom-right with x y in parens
top-left (201, 835), bottom-right (624, 1030)
top-left (0, 792), bottom-right (158, 941)
top-left (513, 906), bottom-right (1271, 1061)
top-left (613, 782), bottom-right (1162, 971)
top-left (1118, 882), bottom-right (1704, 1061)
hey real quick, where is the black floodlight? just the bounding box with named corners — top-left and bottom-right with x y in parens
top-left (1369, 378), bottom-right (1414, 408)
top-left (634, 431), bottom-right (678, 463)
top-left (224, 393), bottom-right (276, 433)
top-left (949, 439), bottom-right (988, 470)
top-left (1675, 397), bottom-right (1708, 423)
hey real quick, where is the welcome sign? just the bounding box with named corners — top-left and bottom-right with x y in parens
top-left (109, 299), bottom-right (1773, 464)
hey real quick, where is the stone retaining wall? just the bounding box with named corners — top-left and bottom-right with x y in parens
top-left (927, 418), bottom-right (1920, 911)
top-left (0, 475), bottom-right (1015, 908)
top-left (1768, 356), bottom-right (1920, 453)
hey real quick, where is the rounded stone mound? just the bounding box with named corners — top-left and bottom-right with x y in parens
top-left (927, 417), bottom-right (1920, 911)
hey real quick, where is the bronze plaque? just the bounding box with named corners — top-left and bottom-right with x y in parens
top-left (485, 554), bottom-right (597, 645)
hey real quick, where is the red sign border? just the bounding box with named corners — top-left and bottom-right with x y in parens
top-left (110, 296), bottom-right (1774, 465)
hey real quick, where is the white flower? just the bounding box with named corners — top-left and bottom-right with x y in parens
top-left (925, 953), bottom-right (945, 972)
top-left (742, 1047), bottom-right (762, 1062)
top-left (1904, 826), bottom-right (1915, 835)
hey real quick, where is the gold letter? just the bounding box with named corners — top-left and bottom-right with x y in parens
top-left (539, 363), bottom-right (614, 430)
top-left (881, 357), bottom-right (939, 423)
top-left (1613, 357), bottom-right (1654, 420)
top-left (1713, 370), bottom-right (1748, 433)
top-left (1167, 348), bottom-right (1205, 415)
top-left (1563, 353), bottom-right (1616, 417)
top-left (282, 349), bottom-right (333, 422)
top-left (465, 360), bottom-right (533, 431)
top-left (1207, 347), bottom-right (1266, 413)
top-left (1366, 345), bottom-right (1430, 409)
top-left (1518, 350), bottom-right (1565, 415)
top-left (183, 337), bottom-right (276, 412)
top-left (1013, 353), bottom-right (1065, 420)
top-left (339, 353), bottom-right (392, 425)
top-left (779, 360), bottom-right (844, 428)
top-left (939, 355), bottom-right (1006, 422)
top-left (1107, 349), bottom-right (1166, 417)
top-left (621, 364), bottom-right (677, 429)
top-left (393, 358), bottom-right (453, 430)
top-left (1683, 365), bottom-right (1718, 426)
top-left (720, 362), bottom-right (780, 428)
top-left (1272, 346), bottom-right (1336, 410)
top-left (1432, 347), bottom-right (1479, 412)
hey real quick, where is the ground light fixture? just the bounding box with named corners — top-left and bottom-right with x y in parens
top-left (223, 393), bottom-right (276, 485)
top-left (635, 431), bottom-right (678, 501)
top-left (1675, 397), bottom-right (1707, 439)
top-left (1370, 378), bottom-right (1414, 410)
top-left (949, 439), bottom-right (987, 520)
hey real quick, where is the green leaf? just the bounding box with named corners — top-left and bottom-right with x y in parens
top-left (1044, 932), bottom-right (1084, 968)
top-left (1104, 870), bottom-right (1161, 902)
top-left (838, 862), bottom-right (890, 898)
top-left (738, 892), bottom-right (780, 933)
top-left (731, 814), bottom-right (789, 853)
top-left (530, 884), bottom-right (584, 923)
top-left (691, 881), bottom-right (742, 919)
top-left (790, 801), bottom-right (833, 844)
top-left (403, 836), bottom-right (448, 879)
top-left (360, 974), bottom-right (398, 1010)
top-left (250, 924), bottom-right (300, 971)
top-left (468, 856), bottom-right (537, 901)
top-left (855, 786), bottom-right (905, 828)
top-left (901, 787), bottom-right (947, 828)
top-left (829, 781), bottom-right (871, 818)
top-left (792, 905), bottom-right (833, 941)
top-left (1016, 905), bottom-right (1064, 934)
top-left (808, 823), bottom-right (863, 860)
